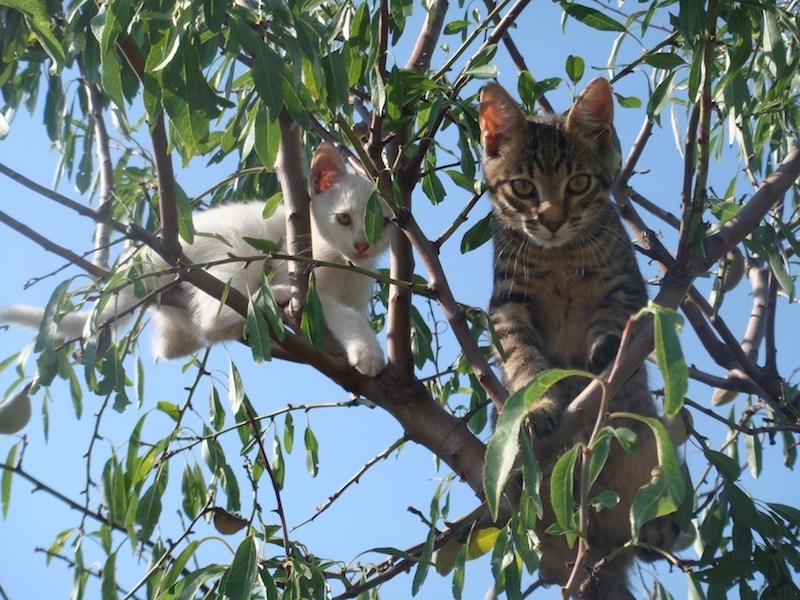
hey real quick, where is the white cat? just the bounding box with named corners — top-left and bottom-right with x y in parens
top-left (0, 143), bottom-right (392, 376)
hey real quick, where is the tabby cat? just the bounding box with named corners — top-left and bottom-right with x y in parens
top-left (479, 78), bottom-right (684, 598)
top-left (0, 143), bottom-right (391, 376)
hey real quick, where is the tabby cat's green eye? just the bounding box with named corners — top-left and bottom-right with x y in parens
top-left (567, 174), bottom-right (591, 195)
top-left (510, 179), bottom-right (537, 199)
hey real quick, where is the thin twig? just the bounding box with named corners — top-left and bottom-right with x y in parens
top-left (244, 405), bottom-right (292, 560)
top-left (0, 209), bottom-right (107, 278)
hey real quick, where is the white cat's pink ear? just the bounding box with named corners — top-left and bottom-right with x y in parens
top-left (479, 83), bottom-right (527, 157)
top-left (565, 77), bottom-right (614, 143)
top-left (311, 142), bottom-right (348, 194)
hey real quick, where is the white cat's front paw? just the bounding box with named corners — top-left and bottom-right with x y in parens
top-left (346, 337), bottom-right (385, 376)
top-left (270, 285), bottom-right (291, 306)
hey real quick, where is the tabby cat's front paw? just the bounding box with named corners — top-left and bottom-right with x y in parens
top-left (588, 333), bottom-right (621, 374)
top-left (527, 398), bottom-right (561, 437)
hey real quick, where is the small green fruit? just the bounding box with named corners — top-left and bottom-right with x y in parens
top-left (0, 391), bottom-right (32, 434)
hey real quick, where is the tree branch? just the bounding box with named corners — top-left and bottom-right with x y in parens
top-left (276, 111), bottom-right (312, 317)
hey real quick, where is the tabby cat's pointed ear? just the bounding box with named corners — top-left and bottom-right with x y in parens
top-left (311, 142), bottom-right (348, 194)
top-left (565, 77), bottom-right (614, 144)
top-left (479, 83), bottom-right (527, 157)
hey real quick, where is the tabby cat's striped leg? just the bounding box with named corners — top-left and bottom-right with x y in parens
top-left (490, 302), bottom-right (566, 436)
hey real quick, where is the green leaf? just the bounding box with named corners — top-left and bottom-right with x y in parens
top-left (642, 52), bottom-right (685, 70)
top-left (175, 565), bottom-right (227, 600)
top-left (161, 539), bottom-right (202, 591)
top-left (763, 9), bottom-right (787, 77)
top-left (301, 273), bottom-right (325, 350)
top-left (646, 70), bottom-right (676, 119)
top-left (253, 103), bottom-right (281, 171)
top-left (412, 528), bottom-right (436, 595)
top-left (484, 369), bottom-right (592, 520)
top-left (644, 302), bottom-right (687, 415)
top-left (242, 236), bottom-right (281, 254)
top-left (2, 442), bottom-right (19, 518)
top-left (245, 296), bottom-right (272, 364)
top-left (704, 448), bottom-right (740, 482)
top-left (156, 401), bottom-right (180, 422)
top-left (135, 480), bottom-right (165, 541)
top-left (228, 362), bottom-right (245, 415)
top-left (0, 0), bottom-right (66, 74)
top-left (561, 2), bottom-right (627, 32)
top-left (222, 535), bottom-right (258, 599)
top-left (460, 212), bottom-right (493, 253)
top-left (551, 444), bottom-right (580, 535)
top-left (364, 192), bottom-right (384, 244)
top-left (304, 425), bottom-right (319, 477)
top-left (283, 412), bottom-right (294, 454)
top-left (565, 54), bottom-right (585, 84)
top-left (613, 413), bottom-right (684, 537)
top-left (101, 552), bottom-right (116, 600)
top-left (235, 19), bottom-right (284, 114)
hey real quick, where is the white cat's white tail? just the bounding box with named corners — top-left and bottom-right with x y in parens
top-left (0, 294), bottom-right (138, 341)
top-left (0, 304), bottom-right (90, 339)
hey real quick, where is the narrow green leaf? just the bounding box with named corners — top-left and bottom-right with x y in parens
top-left (283, 413), bottom-right (294, 454)
top-left (646, 71), bottom-right (676, 119)
top-left (2, 442), bottom-right (19, 518)
top-left (174, 565), bottom-right (227, 600)
top-left (301, 273), bottom-right (325, 350)
top-left (561, 2), bottom-right (627, 32)
top-left (156, 401), bottom-right (180, 422)
top-left (223, 535), bottom-right (258, 599)
top-left (254, 104), bottom-right (281, 171)
top-left (0, 0), bottom-right (66, 73)
top-left (100, 552), bottom-right (116, 600)
top-left (460, 212), bottom-right (493, 253)
top-left (411, 528), bottom-right (436, 595)
top-left (228, 362), bottom-right (245, 415)
top-left (271, 436), bottom-right (285, 490)
top-left (136, 471), bottom-right (166, 540)
top-left (645, 302), bottom-right (687, 415)
top-left (551, 444), bottom-right (580, 533)
top-left (161, 540), bottom-right (202, 591)
top-left (484, 369), bottom-right (591, 520)
top-left (613, 413), bottom-right (684, 537)
top-left (642, 52), bottom-right (685, 70)
top-left (364, 192), bottom-right (384, 244)
top-left (304, 425), bottom-right (319, 477)
top-left (245, 296), bottom-right (272, 364)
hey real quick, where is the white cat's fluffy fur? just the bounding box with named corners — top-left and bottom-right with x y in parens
top-left (0, 143), bottom-right (392, 376)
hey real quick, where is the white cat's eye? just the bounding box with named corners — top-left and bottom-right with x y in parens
top-left (510, 179), bottom-right (537, 199)
top-left (336, 213), bottom-right (352, 225)
top-left (567, 174), bottom-right (591, 195)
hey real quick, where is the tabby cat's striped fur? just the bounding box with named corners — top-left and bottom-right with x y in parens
top-left (480, 78), bottom-right (682, 599)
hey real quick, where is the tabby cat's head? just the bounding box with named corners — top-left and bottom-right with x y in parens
top-left (478, 78), bottom-right (617, 249)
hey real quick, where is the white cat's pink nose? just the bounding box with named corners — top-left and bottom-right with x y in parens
top-left (354, 242), bottom-right (370, 255)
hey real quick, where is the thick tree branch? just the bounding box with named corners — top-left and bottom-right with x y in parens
top-left (276, 111), bottom-right (312, 317)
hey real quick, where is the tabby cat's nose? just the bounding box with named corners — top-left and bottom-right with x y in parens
top-left (543, 221), bottom-right (563, 233)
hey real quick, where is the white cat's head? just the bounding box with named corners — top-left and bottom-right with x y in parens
top-left (309, 143), bottom-right (393, 265)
